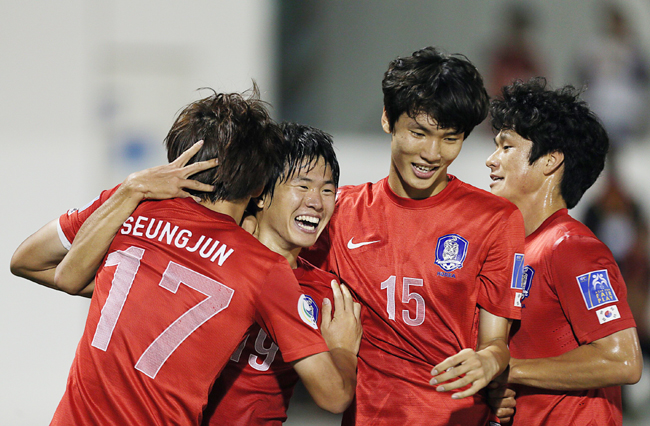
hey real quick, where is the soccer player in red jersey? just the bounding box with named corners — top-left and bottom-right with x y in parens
top-left (203, 121), bottom-right (351, 425)
top-left (302, 47), bottom-right (526, 425)
top-left (11, 89), bottom-right (360, 424)
top-left (486, 78), bottom-right (643, 425)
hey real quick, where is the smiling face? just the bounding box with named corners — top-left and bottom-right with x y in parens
top-left (486, 129), bottom-right (546, 208)
top-left (384, 111), bottom-right (464, 199)
top-left (256, 157), bottom-right (336, 261)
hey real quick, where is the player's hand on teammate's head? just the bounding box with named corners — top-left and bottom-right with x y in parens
top-left (123, 140), bottom-right (218, 203)
top-left (320, 280), bottom-right (362, 356)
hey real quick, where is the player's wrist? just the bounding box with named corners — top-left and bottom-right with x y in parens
top-left (506, 358), bottom-right (523, 385)
top-left (478, 345), bottom-right (508, 381)
top-left (121, 172), bottom-right (150, 202)
top-left (329, 347), bottom-right (358, 363)
top-left (329, 347), bottom-right (358, 387)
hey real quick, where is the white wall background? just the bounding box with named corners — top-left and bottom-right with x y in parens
top-left (3, 0), bottom-right (650, 425)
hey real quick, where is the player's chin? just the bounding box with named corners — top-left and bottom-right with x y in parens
top-left (291, 230), bottom-right (320, 249)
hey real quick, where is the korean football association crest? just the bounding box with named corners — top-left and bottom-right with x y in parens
top-left (521, 266), bottom-right (535, 301)
top-left (434, 234), bottom-right (468, 272)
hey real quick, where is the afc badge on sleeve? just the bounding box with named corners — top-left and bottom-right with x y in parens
top-left (298, 294), bottom-right (319, 329)
top-left (434, 234), bottom-right (468, 272)
top-left (577, 269), bottom-right (618, 310)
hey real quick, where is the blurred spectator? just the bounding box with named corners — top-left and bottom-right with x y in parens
top-left (487, 3), bottom-right (545, 97)
top-left (576, 2), bottom-right (650, 158)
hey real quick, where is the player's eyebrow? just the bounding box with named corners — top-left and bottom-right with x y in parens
top-left (410, 118), bottom-right (461, 137)
top-left (493, 132), bottom-right (509, 146)
top-left (293, 175), bottom-right (336, 186)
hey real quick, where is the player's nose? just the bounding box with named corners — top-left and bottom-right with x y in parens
top-left (486, 150), bottom-right (498, 169)
top-left (421, 138), bottom-right (441, 162)
top-left (304, 189), bottom-right (323, 210)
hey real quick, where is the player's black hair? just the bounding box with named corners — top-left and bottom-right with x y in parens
top-left (382, 46), bottom-right (489, 137)
top-left (164, 84), bottom-right (282, 202)
top-left (261, 121), bottom-right (339, 203)
top-left (278, 121), bottom-right (339, 187)
top-left (490, 77), bottom-right (609, 209)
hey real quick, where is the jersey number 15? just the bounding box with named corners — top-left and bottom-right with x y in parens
top-left (381, 275), bottom-right (425, 326)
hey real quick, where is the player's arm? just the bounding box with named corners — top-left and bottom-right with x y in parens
top-left (10, 219), bottom-right (95, 297)
top-left (509, 234), bottom-right (645, 391)
top-left (12, 141), bottom-right (215, 296)
top-left (292, 281), bottom-right (362, 413)
top-left (507, 327), bottom-right (642, 390)
top-left (430, 308), bottom-right (511, 399)
top-left (54, 141), bottom-right (216, 294)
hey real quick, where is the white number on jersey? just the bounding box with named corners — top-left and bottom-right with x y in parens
top-left (381, 275), bottom-right (426, 326)
top-left (228, 328), bottom-right (279, 372)
top-left (91, 246), bottom-right (235, 379)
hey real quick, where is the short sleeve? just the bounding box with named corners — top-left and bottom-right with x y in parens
top-left (254, 262), bottom-right (330, 363)
top-left (57, 186), bottom-right (120, 248)
top-left (552, 235), bottom-right (636, 344)
top-left (477, 207), bottom-right (526, 319)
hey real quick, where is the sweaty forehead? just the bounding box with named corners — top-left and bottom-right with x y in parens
top-left (497, 129), bottom-right (528, 143)
top-left (287, 158), bottom-right (333, 181)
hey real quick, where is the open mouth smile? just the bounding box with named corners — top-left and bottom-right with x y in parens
top-left (412, 163), bottom-right (439, 178)
top-left (295, 215), bottom-right (320, 232)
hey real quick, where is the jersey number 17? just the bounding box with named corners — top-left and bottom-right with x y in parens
top-left (91, 246), bottom-right (234, 378)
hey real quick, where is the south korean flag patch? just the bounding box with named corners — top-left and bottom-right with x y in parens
top-left (298, 294), bottom-right (319, 330)
top-left (577, 269), bottom-right (618, 310)
top-left (596, 305), bottom-right (621, 324)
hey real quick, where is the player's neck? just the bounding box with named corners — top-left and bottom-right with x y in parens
top-left (198, 198), bottom-right (249, 224)
top-left (256, 230), bottom-right (302, 269)
top-left (387, 168), bottom-right (449, 200)
top-left (281, 247), bottom-right (301, 269)
top-left (517, 187), bottom-right (566, 237)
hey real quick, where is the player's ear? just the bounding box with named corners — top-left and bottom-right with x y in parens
top-left (543, 151), bottom-right (564, 176)
top-left (381, 108), bottom-right (391, 134)
top-left (256, 197), bottom-right (266, 209)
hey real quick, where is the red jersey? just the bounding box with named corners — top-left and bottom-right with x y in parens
top-left (303, 176), bottom-right (525, 426)
top-left (202, 257), bottom-right (336, 426)
top-left (52, 188), bottom-right (329, 425)
top-left (509, 209), bottom-right (636, 426)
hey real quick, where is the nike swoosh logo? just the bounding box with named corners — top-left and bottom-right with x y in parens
top-left (347, 238), bottom-right (380, 249)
